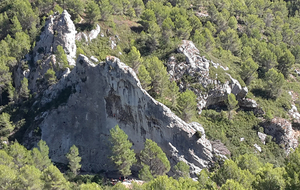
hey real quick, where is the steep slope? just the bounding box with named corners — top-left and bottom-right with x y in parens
top-left (23, 55), bottom-right (214, 175)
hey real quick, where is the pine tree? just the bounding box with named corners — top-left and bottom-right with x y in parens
top-left (240, 58), bottom-right (258, 85)
top-left (127, 46), bottom-right (142, 72)
top-left (173, 161), bottom-right (190, 178)
top-left (16, 165), bottom-right (44, 190)
top-left (138, 164), bottom-right (153, 181)
top-left (109, 125), bottom-right (136, 177)
top-left (133, 0), bottom-right (145, 17)
top-left (42, 165), bottom-right (70, 190)
top-left (0, 57), bottom-right (11, 104)
top-left (138, 65), bottom-right (151, 91)
top-left (177, 90), bottom-right (197, 122)
top-left (140, 139), bottom-right (170, 177)
top-left (19, 77), bottom-right (30, 100)
top-left (99, 0), bottom-right (113, 21)
top-left (0, 165), bottom-right (16, 189)
top-left (32, 140), bottom-right (51, 171)
top-left (0, 112), bottom-right (14, 138)
top-left (66, 145), bottom-right (81, 176)
top-left (56, 45), bottom-right (69, 69)
top-left (10, 16), bottom-right (22, 37)
top-left (85, 1), bottom-right (101, 26)
top-left (44, 68), bottom-right (57, 86)
top-left (264, 68), bottom-right (285, 99)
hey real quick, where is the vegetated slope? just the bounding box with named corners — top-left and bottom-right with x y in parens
top-left (1, 0), bottom-right (300, 189)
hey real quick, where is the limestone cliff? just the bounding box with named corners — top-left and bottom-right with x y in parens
top-left (23, 55), bottom-right (215, 175)
top-left (14, 10), bottom-right (77, 94)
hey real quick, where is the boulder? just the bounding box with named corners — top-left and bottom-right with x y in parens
top-left (76, 24), bottom-right (101, 42)
top-left (258, 132), bottom-right (267, 144)
top-left (263, 118), bottom-right (299, 154)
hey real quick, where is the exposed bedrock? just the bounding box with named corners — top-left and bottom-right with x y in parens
top-left (23, 55), bottom-right (215, 175)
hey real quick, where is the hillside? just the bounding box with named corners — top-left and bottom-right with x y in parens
top-left (1, 0), bottom-right (300, 189)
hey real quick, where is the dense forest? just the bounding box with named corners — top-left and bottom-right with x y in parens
top-left (1, 0), bottom-right (300, 189)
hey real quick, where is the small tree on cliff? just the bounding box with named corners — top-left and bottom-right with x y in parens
top-left (66, 145), bottom-right (81, 176)
top-left (139, 139), bottom-right (170, 177)
top-left (109, 125), bottom-right (136, 177)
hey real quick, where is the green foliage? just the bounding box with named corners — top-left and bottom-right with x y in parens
top-left (138, 164), bottom-right (154, 181)
top-left (285, 148), bottom-right (300, 189)
top-left (16, 165), bottom-right (44, 189)
top-left (0, 112), bottom-right (14, 137)
top-left (127, 46), bottom-right (142, 72)
top-left (177, 90), bottom-right (197, 122)
top-left (85, 1), bottom-right (101, 26)
top-left (32, 140), bottom-right (51, 171)
top-left (235, 154), bottom-right (263, 175)
top-left (173, 161), bottom-right (190, 178)
top-left (0, 164), bottom-right (17, 189)
top-left (220, 179), bottom-right (246, 190)
top-left (109, 125), bottom-right (136, 177)
top-left (79, 182), bottom-right (102, 190)
top-left (198, 169), bottom-right (218, 189)
top-left (252, 163), bottom-right (286, 190)
top-left (226, 93), bottom-right (238, 120)
top-left (241, 57), bottom-right (258, 85)
top-left (44, 68), bottom-right (57, 86)
top-left (56, 45), bottom-right (69, 69)
top-left (19, 77), bottom-right (30, 100)
top-left (214, 159), bottom-right (255, 189)
top-left (138, 65), bottom-right (151, 91)
top-left (264, 68), bottom-right (285, 99)
top-left (42, 165), bottom-right (70, 190)
top-left (140, 139), bottom-right (170, 177)
top-left (66, 145), bottom-right (81, 176)
top-left (65, 0), bottom-right (84, 21)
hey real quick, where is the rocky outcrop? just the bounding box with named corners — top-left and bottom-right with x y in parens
top-left (23, 55), bottom-right (215, 176)
top-left (14, 10), bottom-right (77, 93)
top-left (258, 132), bottom-right (267, 144)
top-left (263, 118), bottom-right (299, 154)
top-left (33, 10), bottom-right (76, 66)
top-left (75, 24), bottom-right (101, 42)
top-left (288, 91), bottom-right (300, 124)
top-left (167, 40), bottom-right (249, 113)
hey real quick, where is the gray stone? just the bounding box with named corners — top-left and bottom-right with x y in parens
top-left (254, 144), bottom-right (262, 152)
top-left (23, 55), bottom-right (215, 176)
top-left (89, 24), bottom-right (101, 41)
top-left (258, 132), bottom-right (267, 144)
top-left (239, 98), bottom-right (258, 108)
top-left (263, 118), bottom-right (299, 154)
top-left (33, 10), bottom-right (77, 66)
top-left (167, 40), bottom-right (248, 113)
top-left (90, 56), bottom-right (99, 63)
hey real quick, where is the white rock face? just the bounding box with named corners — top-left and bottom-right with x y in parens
top-left (258, 132), bottom-right (267, 144)
top-left (254, 144), bottom-right (262, 152)
top-left (23, 55), bottom-right (215, 176)
top-left (167, 40), bottom-right (249, 113)
top-left (33, 10), bottom-right (77, 66)
top-left (76, 24), bottom-right (101, 42)
top-left (15, 10), bottom-right (77, 93)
